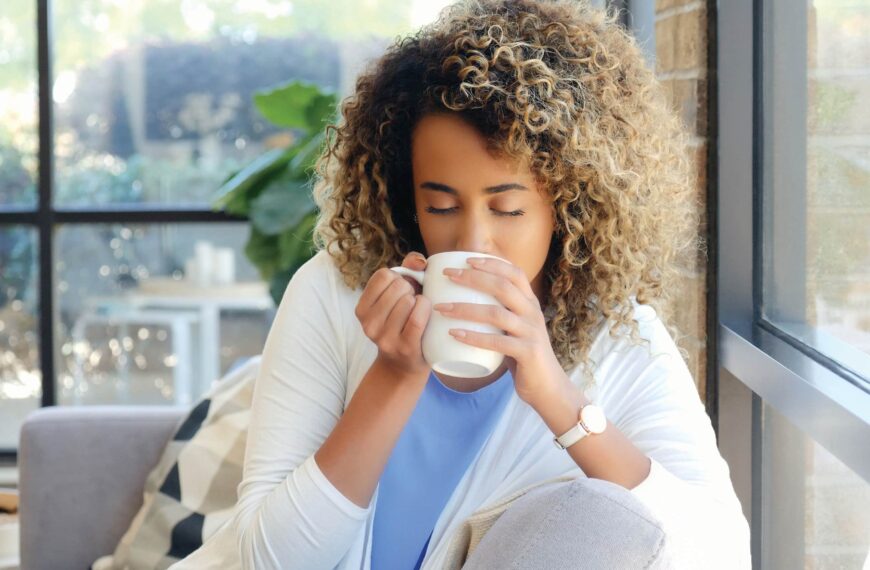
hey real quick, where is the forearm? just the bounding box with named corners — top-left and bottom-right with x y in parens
top-left (530, 376), bottom-right (651, 490)
top-left (533, 378), bottom-right (751, 568)
top-left (314, 358), bottom-right (428, 508)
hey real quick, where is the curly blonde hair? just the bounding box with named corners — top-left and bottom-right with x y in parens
top-left (311, 0), bottom-right (701, 382)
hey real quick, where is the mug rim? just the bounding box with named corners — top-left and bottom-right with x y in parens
top-left (426, 250), bottom-right (510, 264)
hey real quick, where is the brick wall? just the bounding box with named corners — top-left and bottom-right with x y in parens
top-left (654, 0), bottom-right (711, 402)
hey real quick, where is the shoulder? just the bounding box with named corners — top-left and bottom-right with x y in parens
top-left (290, 249), bottom-right (340, 286)
top-left (276, 249), bottom-right (368, 344)
top-left (626, 296), bottom-right (676, 358)
top-left (280, 249), bottom-right (357, 305)
top-left (579, 295), bottom-right (688, 397)
top-left (583, 295), bottom-right (675, 362)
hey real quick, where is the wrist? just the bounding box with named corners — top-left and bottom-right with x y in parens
top-left (371, 356), bottom-right (429, 391)
top-left (530, 377), bottom-right (591, 437)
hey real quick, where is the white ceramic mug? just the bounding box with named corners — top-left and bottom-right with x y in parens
top-left (390, 251), bottom-right (508, 378)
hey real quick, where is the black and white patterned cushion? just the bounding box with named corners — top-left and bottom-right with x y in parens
top-left (90, 356), bottom-right (260, 569)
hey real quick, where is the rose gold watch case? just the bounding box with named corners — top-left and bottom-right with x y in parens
top-left (579, 404), bottom-right (607, 434)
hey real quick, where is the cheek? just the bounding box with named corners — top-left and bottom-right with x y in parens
top-left (524, 211), bottom-right (556, 244)
top-left (498, 218), bottom-right (549, 253)
top-left (514, 214), bottom-right (556, 267)
top-left (417, 223), bottom-right (449, 251)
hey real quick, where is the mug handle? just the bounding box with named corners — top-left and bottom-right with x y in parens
top-left (389, 266), bottom-right (425, 286)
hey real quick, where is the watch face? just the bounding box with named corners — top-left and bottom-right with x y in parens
top-left (581, 405), bottom-right (607, 433)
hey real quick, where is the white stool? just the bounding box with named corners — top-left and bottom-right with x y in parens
top-left (70, 308), bottom-right (200, 406)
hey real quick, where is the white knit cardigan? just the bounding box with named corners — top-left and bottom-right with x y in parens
top-left (170, 250), bottom-right (751, 570)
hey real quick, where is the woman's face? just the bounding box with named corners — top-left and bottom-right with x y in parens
top-left (411, 112), bottom-right (557, 303)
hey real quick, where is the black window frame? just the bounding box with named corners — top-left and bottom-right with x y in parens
top-left (0, 0), bottom-right (245, 460)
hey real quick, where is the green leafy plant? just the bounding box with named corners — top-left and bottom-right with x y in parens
top-left (212, 80), bottom-right (336, 304)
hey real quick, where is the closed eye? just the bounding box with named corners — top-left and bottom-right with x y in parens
top-left (424, 206), bottom-right (526, 217)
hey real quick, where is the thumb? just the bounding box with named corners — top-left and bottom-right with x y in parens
top-left (402, 251), bottom-right (427, 270)
top-left (400, 251), bottom-right (427, 294)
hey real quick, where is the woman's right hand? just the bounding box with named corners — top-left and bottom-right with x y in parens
top-left (354, 251), bottom-right (432, 381)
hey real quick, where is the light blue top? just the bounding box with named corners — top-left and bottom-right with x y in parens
top-left (371, 368), bottom-right (515, 569)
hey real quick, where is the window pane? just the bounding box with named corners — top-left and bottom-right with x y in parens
top-left (56, 223), bottom-right (275, 406)
top-left (52, 0), bottom-right (454, 209)
top-left (763, 0), bottom-right (870, 382)
top-left (761, 401), bottom-right (870, 568)
top-left (0, 226), bottom-right (40, 449)
top-left (0, 0), bottom-right (38, 210)
top-left (808, 1), bottom-right (870, 365)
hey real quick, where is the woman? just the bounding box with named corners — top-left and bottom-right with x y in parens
top-left (172, 0), bottom-right (750, 568)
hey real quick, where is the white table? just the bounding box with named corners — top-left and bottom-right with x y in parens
top-left (71, 308), bottom-right (199, 405)
top-left (0, 511), bottom-right (18, 570)
top-left (78, 278), bottom-right (276, 401)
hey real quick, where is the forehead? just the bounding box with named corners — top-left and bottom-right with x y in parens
top-left (411, 113), bottom-right (529, 178)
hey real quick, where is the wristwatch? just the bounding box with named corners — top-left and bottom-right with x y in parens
top-left (553, 402), bottom-right (607, 450)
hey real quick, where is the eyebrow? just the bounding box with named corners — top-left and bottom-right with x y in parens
top-left (420, 181), bottom-right (529, 195)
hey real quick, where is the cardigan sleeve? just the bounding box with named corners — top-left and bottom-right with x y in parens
top-left (606, 304), bottom-right (752, 569)
top-left (230, 250), bottom-right (371, 569)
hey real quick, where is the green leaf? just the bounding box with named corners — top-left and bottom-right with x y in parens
top-left (277, 210), bottom-right (317, 268)
top-left (249, 173), bottom-right (316, 235)
top-left (244, 227), bottom-right (280, 282)
top-left (305, 92), bottom-right (338, 130)
top-left (269, 270), bottom-right (294, 306)
top-left (215, 190), bottom-right (251, 216)
top-left (288, 131), bottom-right (326, 177)
top-left (212, 146), bottom-right (298, 213)
top-left (221, 168), bottom-right (240, 186)
top-left (268, 212), bottom-right (318, 304)
top-left (220, 78), bottom-right (336, 300)
top-left (254, 80), bottom-right (332, 130)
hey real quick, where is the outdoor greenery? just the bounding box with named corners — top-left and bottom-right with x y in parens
top-left (0, 0), bottom-right (415, 89)
top-left (0, 0), bottom-right (436, 312)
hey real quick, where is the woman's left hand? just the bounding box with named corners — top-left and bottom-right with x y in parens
top-left (433, 256), bottom-right (566, 406)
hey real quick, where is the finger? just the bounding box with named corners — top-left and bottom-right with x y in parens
top-left (402, 293), bottom-right (431, 340)
top-left (433, 302), bottom-right (525, 336)
top-left (399, 251), bottom-right (427, 294)
top-left (357, 268), bottom-right (397, 315)
top-left (466, 257), bottom-right (537, 299)
top-left (463, 258), bottom-right (539, 313)
top-left (447, 328), bottom-right (523, 359)
top-left (443, 266), bottom-right (535, 317)
top-left (402, 251), bottom-right (427, 269)
top-left (367, 277), bottom-right (415, 334)
top-left (383, 291), bottom-right (417, 339)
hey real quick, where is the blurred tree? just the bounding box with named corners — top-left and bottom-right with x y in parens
top-left (0, 131), bottom-right (35, 207)
top-left (0, 0), bottom-right (417, 87)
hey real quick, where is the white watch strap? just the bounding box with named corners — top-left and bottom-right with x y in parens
top-left (553, 420), bottom-right (590, 450)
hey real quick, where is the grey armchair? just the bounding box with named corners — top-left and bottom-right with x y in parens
top-left (18, 405), bottom-right (187, 570)
top-left (16, 406), bottom-right (680, 570)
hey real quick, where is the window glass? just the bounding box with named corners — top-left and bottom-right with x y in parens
top-left (52, 0), bottom-right (455, 209)
top-left (763, 0), bottom-right (870, 381)
top-left (0, 226), bottom-right (40, 449)
top-left (55, 222), bottom-right (273, 406)
top-left (760, 401), bottom-right (870, 568)
top-left (0, 0), bottom-right (38, 210)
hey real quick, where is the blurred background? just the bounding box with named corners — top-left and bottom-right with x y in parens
top-left (0, 0), bottom-right (466, 439)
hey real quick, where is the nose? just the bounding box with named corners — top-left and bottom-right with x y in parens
top-left (454, 210), bottom-right (494, 254)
